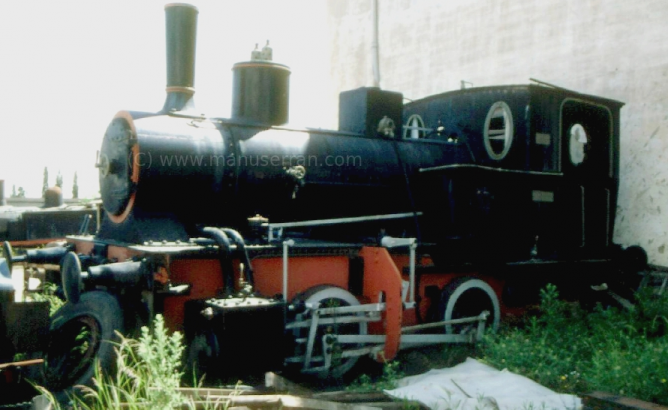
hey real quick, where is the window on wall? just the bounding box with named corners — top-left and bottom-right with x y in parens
top-left (483, 101), bottom-right (514, 160)
top-left (568, 123), bottom-right (588, 165)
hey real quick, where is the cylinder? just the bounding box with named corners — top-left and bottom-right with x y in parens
top-left (162, 3), bottom-right (198, 112)
top-left (0, 180), bottom-right (5, 206)
top-left (231, 61), bottom-right (290, 125)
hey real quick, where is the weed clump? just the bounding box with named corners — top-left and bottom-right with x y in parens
top-left (28, 282), bottom-right (64, 316)
top-left (43, 314), bottom-right (188, 410)
top-left (348, 360), bottom-right (405, 392)
top-left (481, 284), bottom-right (668, 404)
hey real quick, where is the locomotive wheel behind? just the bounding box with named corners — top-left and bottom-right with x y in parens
top-left (440, 277), bottom-right (500, 334)
top-left (44, 291), bottom-right (124, 396)
top-left (289, 285), bottom-right (367, 379)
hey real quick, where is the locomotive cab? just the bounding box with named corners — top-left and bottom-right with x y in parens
top-left (404, 85), bottom-right (622, 263)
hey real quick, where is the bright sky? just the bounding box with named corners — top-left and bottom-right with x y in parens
top-left (0, 1), bottom-right (335, 199)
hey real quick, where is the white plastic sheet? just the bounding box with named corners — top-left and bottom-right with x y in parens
top-left (384, 358), bottom-right (581, 410)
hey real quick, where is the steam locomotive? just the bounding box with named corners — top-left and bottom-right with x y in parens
top-left (0, 3), bottom-right (648, 395)
top-left (0, 185), bottom-right (98, 246)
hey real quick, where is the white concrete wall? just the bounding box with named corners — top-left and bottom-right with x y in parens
top-left (326, 0), bottom-right (668, 265)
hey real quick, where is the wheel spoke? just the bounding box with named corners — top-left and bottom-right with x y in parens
top-left (286, 286), bottom-right (366, 379)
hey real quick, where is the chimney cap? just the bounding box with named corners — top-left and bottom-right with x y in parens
top-left (164, 3), bottom-right (198, 12)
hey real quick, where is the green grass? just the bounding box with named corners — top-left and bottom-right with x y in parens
top-left (347, 359), bottom-right (405, 392)
top-left (28, 282), bottom-right (65, 316)
top-left (40, 314), bottom-right (242, 410)
top-left (480, 284), bottom-right (668, 404)
top-left (35, 285), bottom-right (668, 407)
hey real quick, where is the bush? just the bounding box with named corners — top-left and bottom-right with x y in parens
top-left (481, 284), bottom-right (668, 404)
top-left (28, 282), bottom-right (64, 316)
top-left (347, 359), bottom-right (404, 392)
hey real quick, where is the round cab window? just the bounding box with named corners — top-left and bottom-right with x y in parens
top-left (483, 101), bottom-right (514, 160)
top-left (569, 123), bottom-right (588, 165)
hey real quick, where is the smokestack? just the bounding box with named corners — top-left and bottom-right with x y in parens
top-left (0, 180), bottom-right (5, 206)
top-left (162, 3), bottom-right (198, 113)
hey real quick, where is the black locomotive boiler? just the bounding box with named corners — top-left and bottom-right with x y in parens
top-left (1, 3), bottom-right (647, 396)
top-left (95, 10), bottom-right (624, 268)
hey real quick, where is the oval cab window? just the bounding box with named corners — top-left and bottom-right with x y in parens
top-left (569, 123), bottom-right (588, 165)
top-left (483, 101), bottom-right (514, 160)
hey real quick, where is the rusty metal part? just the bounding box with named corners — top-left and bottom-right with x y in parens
top-left (583, 391), bottom-right (668, 410)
